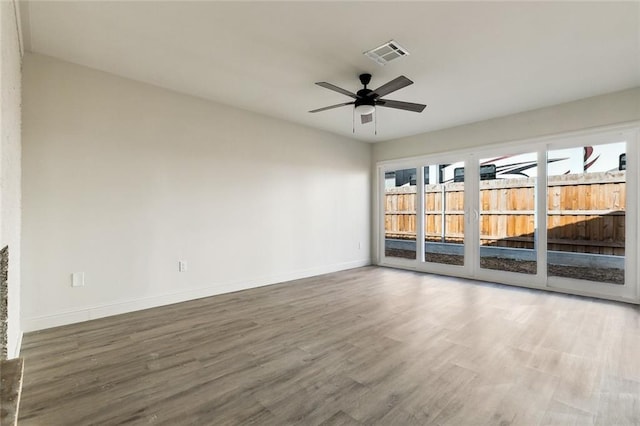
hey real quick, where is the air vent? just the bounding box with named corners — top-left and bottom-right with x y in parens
top-left (364, 40), bottom-right (410, 66)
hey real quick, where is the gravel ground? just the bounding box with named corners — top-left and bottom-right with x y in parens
top-left (384, 250), bottom-right (624, 285)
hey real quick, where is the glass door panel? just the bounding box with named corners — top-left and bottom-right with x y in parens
top-left (424, 162), bottom-right (465, 266)
top-left (384, 168), bottom-right (417, 260)
top-left (479, 152), bottom-right (538, 274)
top-left (547, 142), bottom-right (626, 284)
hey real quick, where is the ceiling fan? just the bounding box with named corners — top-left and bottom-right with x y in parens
top-left (309, 73), bottom-right (426, 125)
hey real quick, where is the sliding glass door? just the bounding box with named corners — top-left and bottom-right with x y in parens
top-left (478, 151), bottom-right (538, 276)
top-left (545, 134), bottom-right (637, 300)
top-left (547, 142), bottom-right (626, 284)
top-left (378, 126), bottom-right (638, 303)
top-left (381, 159), bottom-right (470, 275)
top-left (383, 168), bottom-right (417, 261)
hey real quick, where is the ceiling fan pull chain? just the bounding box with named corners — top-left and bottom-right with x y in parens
top-left (352, 109), bottom-right (355, 134)
top-left (375, 110), bottom-right (378, 136)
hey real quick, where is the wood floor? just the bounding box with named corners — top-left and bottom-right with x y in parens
top-left (19, 267), bottom-right (640, 425)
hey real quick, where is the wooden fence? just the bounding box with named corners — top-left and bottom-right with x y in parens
top-left (384, 171), bottom-right (626, 255)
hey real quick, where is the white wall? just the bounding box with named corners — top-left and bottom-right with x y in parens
top-left (0, 0), bottom-right (22, 358)
top-left (373, 87), bottom-right (640, 162)
top-left (22, 53), bottom-right (371, 331)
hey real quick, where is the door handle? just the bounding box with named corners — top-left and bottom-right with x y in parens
top-left (466, 209), bottom-right (479, 224)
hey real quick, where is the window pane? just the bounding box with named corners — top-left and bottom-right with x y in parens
top-left (547, 142), bottom-right (626, 284)
top-left (424, 162), bottom-right (465, 266)
top-left (384, 168), bottom-right (417, 259)
top-left (479, 153), bottom-right (537, 274)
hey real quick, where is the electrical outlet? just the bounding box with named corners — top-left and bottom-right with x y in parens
top-left (178, 260), bottom-right (187, 272)
top-left (358, 242), bottom-right (362, 249)
top-left (71, 272), bottom-right (85, 287)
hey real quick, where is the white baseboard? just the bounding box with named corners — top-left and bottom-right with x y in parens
top-left (22, 259), bottom-right (371, 332)
top-left (9, 331), bottom-right (23, 359)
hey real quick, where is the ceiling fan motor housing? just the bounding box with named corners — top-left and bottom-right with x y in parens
top-left (355, 92), bottom-right (375, 108)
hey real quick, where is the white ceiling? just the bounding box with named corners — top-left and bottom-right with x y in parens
top-left (21, 1), bottom-right (640, 143)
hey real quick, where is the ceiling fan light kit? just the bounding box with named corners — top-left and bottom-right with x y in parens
top-left (355, 104), bottom-right (375, 115)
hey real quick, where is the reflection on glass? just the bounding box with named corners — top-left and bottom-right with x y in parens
top-left (384, 168), bottom-right (417, 259)
top-left (547, 142), bottom-right (626, 284)
top-left (478, 152), bottom-right (537, 274)
top-left (424, 162), bottom-right (465, 266)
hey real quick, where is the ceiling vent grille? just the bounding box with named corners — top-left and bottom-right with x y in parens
top-left (364, 40), bottom-right (409, 66)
